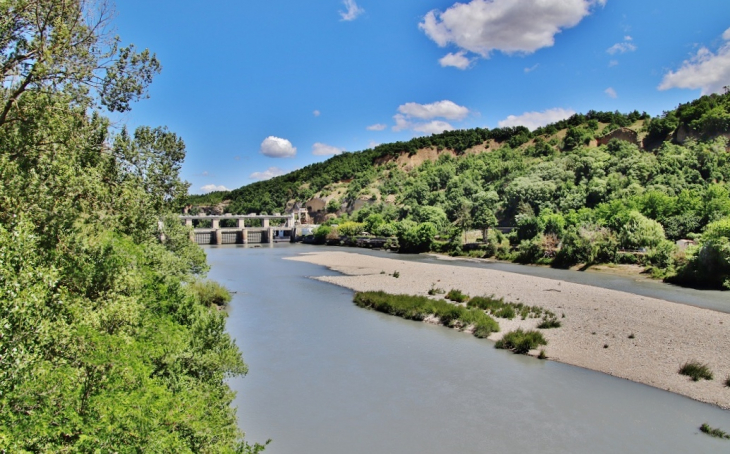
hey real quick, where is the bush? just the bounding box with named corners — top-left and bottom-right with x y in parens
top-left (189, 280), bottom-right (232, 307)
top-left (312, 225), bottom-right (332, 244)
top-left (337, 221), bottom-right (365, 237)
top-left (670, 217), bottom-right (730, 289)
top-left (445, 289), bottom-right (469, 302)
top-left (537, 317), bottom-right (561, 329)
top-left (353, 291), bottom-right (499, 337)
top-left (646, 240), bottom-right (676, 268)
top-left (679, 361), bottom-right (714, 381)
top-left (700, 423), bottom-right (730, 439)
top-left (495, 329), bottom-right (547, 354)
top-left (618, 211), bottom-right (666, 250)
top-left (516, 237), bottom-right (547, 263)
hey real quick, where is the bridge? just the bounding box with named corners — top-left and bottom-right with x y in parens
top-left (181, 213), bottom-right (303, 245)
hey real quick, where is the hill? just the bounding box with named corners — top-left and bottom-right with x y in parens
top-left (191, 92), bottom-right (730, 289)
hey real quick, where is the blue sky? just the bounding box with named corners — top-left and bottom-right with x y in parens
top-left (111, 0), bottom-right (730, 194)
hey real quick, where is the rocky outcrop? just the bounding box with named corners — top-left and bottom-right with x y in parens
top-left (597, 128), bottom-right (640, 147)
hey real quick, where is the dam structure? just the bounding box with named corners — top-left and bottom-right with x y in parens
top-left (182, 213), bottom-right (312, 245)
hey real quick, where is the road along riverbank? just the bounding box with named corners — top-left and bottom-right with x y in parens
top-left (287, 251), bottom-right (730, 409)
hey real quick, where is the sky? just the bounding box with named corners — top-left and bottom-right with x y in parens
top-left (111, 0), bottom-right (730, 194)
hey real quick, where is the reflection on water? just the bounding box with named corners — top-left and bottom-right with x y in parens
top-left (207, 244), bottom-right (729, 454)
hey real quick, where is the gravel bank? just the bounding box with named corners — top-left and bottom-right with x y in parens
top-left (287, 251), bottom-right (730, 409)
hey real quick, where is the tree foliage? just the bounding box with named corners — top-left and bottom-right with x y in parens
top-left (0, 0), bottom-right (264, 451)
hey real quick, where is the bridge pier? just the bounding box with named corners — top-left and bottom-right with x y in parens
top-left (242, 228), bottom-right (248, 244)
top-left (267, 227), bottom-right (274, 243)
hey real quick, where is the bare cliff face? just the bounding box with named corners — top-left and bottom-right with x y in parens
top-left (597, 128), bottom-right (640, 147)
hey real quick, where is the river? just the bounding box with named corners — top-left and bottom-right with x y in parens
top-left (207, 244), bottom-right (730, 453)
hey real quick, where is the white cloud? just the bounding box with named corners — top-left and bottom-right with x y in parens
top-left (605, 87), bottom-right (617, 98)
top-left (607, 42), bottom-right (637, 55)
top-left (391, 100), bottom-right (469, 134)
top-left (624, 35), bottom-right (633, 41)
top-left (524, 64), bottom-right (540, 73)
top-left (413, 121), bottom-right (455, 135)
top-left (393, 113), bottom-right (412, 132)
top-left (659, 29), bottom-right (730, 95)
top-left (200, 184), bottom-right (229, 193)
top-left (260, 136), bottom-right (297, 158)
top-left (439, 51), bottom-right (473, 69)
top-left (498, 107), bottom-right (576, 131)
top-left (608, 59), bottom-right (619, 67)
top-left (312, 142), bottom-right (344, 156)
top-left (367, 123), bottom-right (387, 131)
top-left (420, 0), bottom-right (604, 58)
top-left (397, 100), bottom-right (469, 120)
top-left (249, 167), bottom-right (286, 181)
top-left (313, 110), bottom-right (321, 117)
top-left (368, 140), bottom-right (380, 148)
top-left (340, 0), bottom-right (364, 21)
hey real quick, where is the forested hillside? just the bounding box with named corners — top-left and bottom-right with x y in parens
top-left (197, 92), bottom-right (730, 289)
top-left (0, 1), bottom-right (264, 451)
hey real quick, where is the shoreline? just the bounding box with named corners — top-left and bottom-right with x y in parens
top-left (287, 250), bottom-right (730, 410)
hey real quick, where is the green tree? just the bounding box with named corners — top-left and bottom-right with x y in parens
top-left (618, 211), bottom-right (666, 249)
top-left (326, 198), bottom-right (341, 213)
top-left (0, 0), bottom-right (161, 127)
top-left (0, 1), bottom-right (264, 451)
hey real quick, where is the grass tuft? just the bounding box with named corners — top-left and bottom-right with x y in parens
top-left (189, 280), bottom-right (232, 307)
top-left (353, 291), bottom-right (499, 338)
top-left (628, 333), bottom-right (635, 339)
top-left (445, 289), bottom-right (469, 303)
top-left (495, 328), bottom-right (547, 354)
top-left (537, 317), bottom-right (561, 329)
top-left (700, 423), bottom-right (730, 439)
top-left (679, 361), bottom-right (713, 381)
top-left (428, 284), bottom-right (445, 295)
top-left (392, 270), bottom-right (400, 278)
top-left (538, 349), bottom-right (547, 359)
top-left (726, 376), bottom-right (730, 388)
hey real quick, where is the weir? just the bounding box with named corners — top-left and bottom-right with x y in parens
top-left (181, 213), bottom-right (313, 245)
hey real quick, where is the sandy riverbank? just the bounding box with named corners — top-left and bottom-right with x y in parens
top-left (286, 251), bottom-right (730, 409)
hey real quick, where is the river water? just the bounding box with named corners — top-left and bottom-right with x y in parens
top-left (207, 244), bottom-right (730, 453)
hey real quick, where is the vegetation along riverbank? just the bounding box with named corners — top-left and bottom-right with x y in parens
top-left (0, 1), bottom-right (263, 451)
top-left (288, 251), bottom-right (730, 409)
top-left (192, 92), bottom-right (730, 291)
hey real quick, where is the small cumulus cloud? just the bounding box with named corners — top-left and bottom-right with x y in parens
top-left (439, 51), bottom-right (473, 69)
top-left (624, 35), bottom-right (633, 41)
top-left (413, 120), bottom-right (455, 135)
top-left (397, 100), bottom-right (469, 120)
top-left (607, 41), bottom-right (637, 55)
top-left (340, 0), bottom-right (364, 21)
top-left (313, 110), bottom-right (321, 117)
top-left (312, 142), bottom-right (344, 156)
top-left (420, 0), bottom-right (604, 68)
top-left (367, 123), bottom-right (387, 131)
top-left (498, 107), bottom-right (576, 131)
top-left (659, 27), bottom-right (730, 95)
top-left (233, 156), bottom-right (241, 161)
top-left (249, 167), bottom-right (286, 181)
top-left (608, 59), bottom-right (619, 67)
top-left (260, 136), bottom-right (297, 158)
top-left (391, 100), bottom-right (468, 135)
top-left (368, 140), bottom-right (380, 148)
top-left (524, 64), bottom-right (540, 73)
top-left (605, 87), bottom-right (618, 98)
top-left (200, 184), bottom-right (229, 193)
